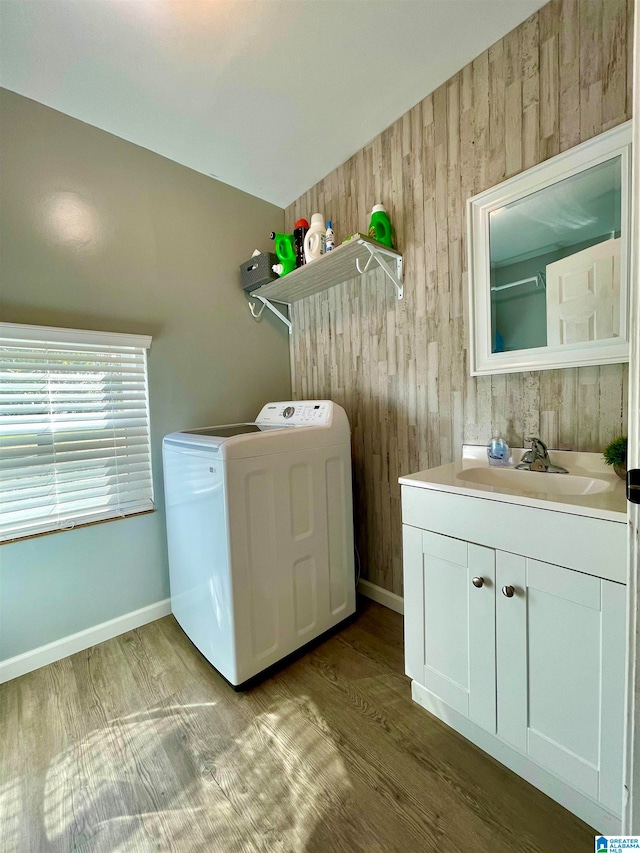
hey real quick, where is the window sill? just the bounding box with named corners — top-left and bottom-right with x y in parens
top-left (0, 509), bottom-right (156, 546)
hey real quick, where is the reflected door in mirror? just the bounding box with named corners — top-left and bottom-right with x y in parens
top-left (546, 239), bottom-right (620, 345)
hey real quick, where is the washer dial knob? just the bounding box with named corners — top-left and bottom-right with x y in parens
top-left (283, 406), bottom-right (295, 419)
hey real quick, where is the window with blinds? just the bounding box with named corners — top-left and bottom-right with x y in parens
top-left (0, 323), bottom-right (154, 543)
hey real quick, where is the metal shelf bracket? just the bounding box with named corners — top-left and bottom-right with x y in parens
top-left (356, 240), bottom-right (404, 300)
top-left (249, 295), bottom-right (292, 334)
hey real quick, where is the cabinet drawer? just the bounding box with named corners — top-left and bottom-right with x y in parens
top-left (401, 485), bottom-right (626, 583)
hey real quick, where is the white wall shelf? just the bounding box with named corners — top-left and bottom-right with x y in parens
top-left (248, 234), bottom-right (403, 333)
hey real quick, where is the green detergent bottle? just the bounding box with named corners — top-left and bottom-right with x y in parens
top-left (269, 231), bottom-right (296, 276)
top-left (368, 204), bottom-right (393, 248)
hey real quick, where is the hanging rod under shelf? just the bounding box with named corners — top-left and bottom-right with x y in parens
top-left (491, 271), bottom-right (546, 293)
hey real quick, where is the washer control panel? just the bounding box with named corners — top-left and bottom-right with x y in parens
top-left (256, 401), bottom-right (332, 426)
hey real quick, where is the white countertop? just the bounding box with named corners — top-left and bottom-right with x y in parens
top-left (399, 446), bottom-right (627, 522)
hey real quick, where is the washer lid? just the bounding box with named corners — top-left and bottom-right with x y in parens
top-left (162, 422), bottom-right (288, 453)
top-left (162, 401), bottom-right (350, 459)
top-left (183, 424), bottom-right (277, 438)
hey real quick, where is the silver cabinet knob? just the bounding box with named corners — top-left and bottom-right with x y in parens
top-left (472, 577), bottom-right (484, 588)
top-left (502, 585), bottom-right (515, 598)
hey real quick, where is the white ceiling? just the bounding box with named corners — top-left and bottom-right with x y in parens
top-left (0, 0), bottom-right (546, 208)
top-left (490, 159), bottom-right (622, 267)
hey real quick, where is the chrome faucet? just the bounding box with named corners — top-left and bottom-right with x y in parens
top-left (515, 437), bottom-right (568, 474)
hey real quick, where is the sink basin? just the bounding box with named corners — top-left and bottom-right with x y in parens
top-left (456, 467), bottom-right (613, 496)
top-left (399, 446), bottom-right (627, 522)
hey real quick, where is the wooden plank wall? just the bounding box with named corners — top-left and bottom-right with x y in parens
top-left (284, 0), bottom-right (633, 596)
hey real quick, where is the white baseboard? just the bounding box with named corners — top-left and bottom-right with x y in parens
top-left (1, 584), bottom-right (402, 684)
top-left (0, 598), bottom-right (172, 684)
top-left (357, 579), bottom-right (404, 614)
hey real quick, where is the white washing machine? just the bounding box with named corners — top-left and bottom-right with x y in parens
top-left (162, 400), bottom-right (356, 687)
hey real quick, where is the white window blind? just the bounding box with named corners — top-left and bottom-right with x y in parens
top-left (0, 323), bottom-right (154, 543)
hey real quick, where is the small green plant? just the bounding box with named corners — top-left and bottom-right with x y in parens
top-left (603, 435), bottom-right (627, 468)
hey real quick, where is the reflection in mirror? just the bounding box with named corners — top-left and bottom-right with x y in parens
top-left (489, 157), bottom-right (621, 353)
top-left (467, 120), bottom-right (631, 376)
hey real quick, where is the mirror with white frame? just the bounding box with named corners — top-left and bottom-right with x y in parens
top-left (467, 121), bottom-right (632, 376)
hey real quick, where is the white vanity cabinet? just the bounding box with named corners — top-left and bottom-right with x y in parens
top-left (401, 480), bottom-right (627, 834)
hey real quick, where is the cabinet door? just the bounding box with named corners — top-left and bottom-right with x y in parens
top-left (403, 526), bottom-right (496, 733)
top-left (496, 552), bottom-right (626, 816)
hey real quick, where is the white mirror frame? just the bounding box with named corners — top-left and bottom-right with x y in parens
top-left (467, 121), bottom-right (632, 376)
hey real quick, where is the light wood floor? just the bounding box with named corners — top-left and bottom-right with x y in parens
top-left (1, 599), bottom-right (594, 852)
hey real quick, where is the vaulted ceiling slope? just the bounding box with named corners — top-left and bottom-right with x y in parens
top-left (0, 0), bottom-right (546, 207)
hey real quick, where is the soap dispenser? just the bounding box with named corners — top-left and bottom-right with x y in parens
top-left (487, 434), bottom-right (510, 467)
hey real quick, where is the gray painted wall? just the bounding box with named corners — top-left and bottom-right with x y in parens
top-left (0, 88), bottom-right (290, 661)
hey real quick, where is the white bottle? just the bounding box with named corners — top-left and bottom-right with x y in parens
top-left (304, 213), bottom-right (326, 263)
top-left (325, 220), bottom-right (335, 252)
